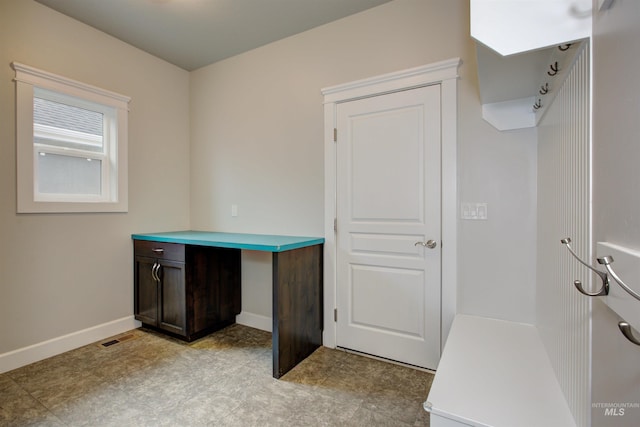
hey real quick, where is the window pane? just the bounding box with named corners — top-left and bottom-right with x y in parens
top-left (33, 96), bottom-right (104, 152)
top-left (37, 152), bottom-right (102, 195)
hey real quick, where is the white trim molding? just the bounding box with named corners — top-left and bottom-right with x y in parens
top-left (236, 311), bottom-right (272, 332)
top-left (0, 316), bottom-right (141, 374)
top-left (12, 62), bottom-right (131, 107)
top-left (322, 58), bottom-right (462, 104)
top-left (12, 62), bottom-right (130, 213)
top-left (321, 58), bottom-right (460, 352)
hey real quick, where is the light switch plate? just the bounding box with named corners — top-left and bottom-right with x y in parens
top-left (461, 202), bottom-right (488, 220)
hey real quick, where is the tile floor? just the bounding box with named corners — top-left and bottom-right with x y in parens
top-left (0, 324), bottom-right (433, 426)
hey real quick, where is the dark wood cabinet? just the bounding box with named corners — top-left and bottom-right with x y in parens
top-left (133, 240), bottom-right (241, 341)
top-left (134, 241), bottom-right (187, 336)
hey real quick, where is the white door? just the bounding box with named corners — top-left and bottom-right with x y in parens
top-left (336, 84), bottom-right (441, 369)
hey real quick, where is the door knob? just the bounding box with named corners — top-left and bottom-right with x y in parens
top-left (415, 240), bottom-right (437, 249)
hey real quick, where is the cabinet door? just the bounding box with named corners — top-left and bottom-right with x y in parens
top-left (134, 256), bottom-right (158, 325)
top-left (157, 259), bottom-right (187, 336)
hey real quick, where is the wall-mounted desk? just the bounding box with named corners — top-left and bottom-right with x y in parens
top-left (131, 231), bottom-right (324, 378)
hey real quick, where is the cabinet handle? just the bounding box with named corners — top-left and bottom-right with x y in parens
top-left (151, 262), bottom-right (160, 282)
top-left (152, 248), bottom-right (165, 254)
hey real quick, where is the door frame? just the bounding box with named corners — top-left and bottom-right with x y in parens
top-left (321, 58), bottom-right (461, 353)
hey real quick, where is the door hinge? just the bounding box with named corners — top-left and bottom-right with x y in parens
top-left (333, 218), bottom-right (337, 233)
top-left (333, 128), bottom-right (337, 142)
top-left (334, 308), bottom-right (338, 322)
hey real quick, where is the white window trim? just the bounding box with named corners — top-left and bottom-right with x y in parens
top-left (12, 62), bottom-right (130, 213)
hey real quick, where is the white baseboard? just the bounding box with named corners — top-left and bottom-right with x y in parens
top-left (0, 316), bottom-right (141, 374)
top-left (236, 311), bottom-right (272, 332)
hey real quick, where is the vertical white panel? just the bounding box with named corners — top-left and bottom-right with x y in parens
top-left (537, 43), bottom-right (590, 427)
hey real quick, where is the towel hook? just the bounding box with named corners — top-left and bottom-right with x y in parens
top-left (561, 238), bottom-right (609, 296)
top-left (596, 256), bottom-right (640, 301)
top-left (572, 279), bottom-right (607, 297)
top-left (533, 99), bottom-right (543, 110)
top-left (539, 83), bottom-right (549, 95)
top-left (548, 62), bottom-right (559, 76)
top-left (618, 321), bottom-right (640, 346)
top-left (558, 44), bottom-right (572, 52)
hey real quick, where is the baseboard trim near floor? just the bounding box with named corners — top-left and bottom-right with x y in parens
top-left (236, 311), bottom-right (272, 332)
top-left (0, 316), bottom-right (141, 374)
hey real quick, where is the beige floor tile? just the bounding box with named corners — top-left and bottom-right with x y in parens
top-left (2, 324), bottom-right (433, 426)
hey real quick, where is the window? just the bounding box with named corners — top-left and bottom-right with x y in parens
top-left (13, 63), bottom-right (130, 213)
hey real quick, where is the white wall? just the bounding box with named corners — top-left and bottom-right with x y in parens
top-left (592, 0), bottom-right (640, 424)
top-left (190, 0), bottom-right (538, 326)
top-left (457, 124), bottom-right (537, 322)
top-left (0, 0), bottom-right (190, 363)
top-left (0, 0), bottom-right (539, 368)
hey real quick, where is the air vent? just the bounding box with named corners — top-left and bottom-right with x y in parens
top-left (98, 333), bottom-right (137, 348)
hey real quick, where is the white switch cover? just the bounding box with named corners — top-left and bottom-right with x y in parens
top-left (461, 202), bottom-right (488, 220)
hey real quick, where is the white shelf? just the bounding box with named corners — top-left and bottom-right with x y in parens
top-left (471, 0), bottom-right (591, 57)
top-left (471, 0), bottom-right (591, 131)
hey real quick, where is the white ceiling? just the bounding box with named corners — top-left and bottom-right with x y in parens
top-left (35, 0), bottom-right (393, 71)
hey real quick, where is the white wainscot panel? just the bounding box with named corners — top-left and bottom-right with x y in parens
top-left (350, 264), bottom-right (424, 337)
top-left (597, 242), bottom-right (640, 333)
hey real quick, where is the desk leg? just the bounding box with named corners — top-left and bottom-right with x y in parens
top-left (272, 244), bottom-right (323, 378)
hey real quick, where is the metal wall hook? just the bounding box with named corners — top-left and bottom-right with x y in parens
top-left (618, 322), bottom-right (640, 346)
top-left (561, 238), bottom-right (610, 295)
top-left (539, 83), bottom-right (549, 95)
top-left (558, 44), bottom-right (572, 52)
top-left (597, 256), bottom-right (640, 301)
top-left (547, 62), bottom-right (559, 76)
top-left (574, 279), bottom-right (608, 296)
top-left (533, 99), bottom-right (542, 110)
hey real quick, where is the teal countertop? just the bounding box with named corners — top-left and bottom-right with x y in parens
top-left (131, 231), bottom-right (324, 253)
